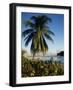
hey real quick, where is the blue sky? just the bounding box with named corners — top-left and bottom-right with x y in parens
top-left (21, 12), bottom-right (64, 55)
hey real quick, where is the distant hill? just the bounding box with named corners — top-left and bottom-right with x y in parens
top-left (57, 51), bottom-right (64, 56)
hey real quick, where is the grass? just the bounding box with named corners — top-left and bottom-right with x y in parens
top-left (21, 56), bottom-right (64, 77)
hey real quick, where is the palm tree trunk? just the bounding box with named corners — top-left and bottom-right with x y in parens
top-left (32, 53), bottom-right (35, 60)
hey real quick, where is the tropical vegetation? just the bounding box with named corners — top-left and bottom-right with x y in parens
top-left (21, 54), bottom-right (64, 77)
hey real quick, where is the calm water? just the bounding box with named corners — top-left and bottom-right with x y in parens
top-left (28, 56), bottom-right (64, 64)
top-left (41, 56), bottom-right (64, 64)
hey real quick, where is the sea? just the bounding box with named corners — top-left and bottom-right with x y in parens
top-left (28, 56), bottom-right (64, 64)
top-left (40, 56), bottom-right (64, 64)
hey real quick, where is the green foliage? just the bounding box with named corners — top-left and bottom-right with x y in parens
top-left (21, 57), bottom-right (64, 77)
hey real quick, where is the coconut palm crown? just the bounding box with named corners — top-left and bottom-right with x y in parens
top-left (22, 15), bottom-right (55, 58)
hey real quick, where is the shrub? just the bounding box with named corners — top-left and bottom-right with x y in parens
top-left (21, 56), bottom-right (64, 77)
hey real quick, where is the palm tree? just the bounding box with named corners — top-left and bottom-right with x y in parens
top-left (22, 15), bottom-right (55, 60)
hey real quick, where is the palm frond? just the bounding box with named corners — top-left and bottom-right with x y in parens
top-left (41, 15), bottom-right (52, 26)
top-left (31, 16), bottom-right (37, 21)
top-left (43, 28), bottom-right (55, 36)
top-left (25, 33), bottom-right (33, 46)
top-left (25, 20), bottom-right (35, 28)
top-left (31, 15), bottom-right (52, 29)
top-left (44, 33), bottom-right (54, 43)
top-left (22, 29), bottom-right (33, 37)
top-left (42, 36), bottom-right (48, 51)
top-left (40, 36), bottom-right (46, 52)
top-left (48, 30), bottom-right (55, 36)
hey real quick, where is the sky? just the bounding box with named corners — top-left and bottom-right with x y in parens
top-left (21, 12), bottom-right (64, 55)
